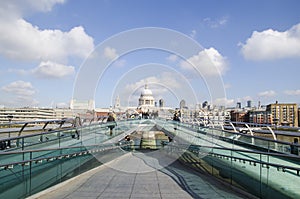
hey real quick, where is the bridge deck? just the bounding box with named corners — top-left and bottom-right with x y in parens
top-left (28, 151), bottom-right (249, 199)
top-left (3, 119), bottom-right (299, 198)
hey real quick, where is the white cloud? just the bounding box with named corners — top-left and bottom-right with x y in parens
top-left (241, 23), bottom-right (300, 60)
top-left (242, 96), bottom-right (253, 101)
top-left (8, 61), bottom-right (75, 78)
top-left (236, 96), bottom-right (253, 103)
top-left (25, 0), bottom-right (65, 12)
top-left (125, 74), bottom-right (181, 96)
top-left (180, 47), bottom-right (228, 76)
top-left (32, 61), bottom-right (75, 78)
top-left (16, 95), bottom-right (39, 107)
top-left (224, 83), bottom-right (231, 89)
top-left (203, 16), bottom-right (228, 28)
top-left (114, 59), bottom-right (126, 67)
top-left (0, 1), bottom-right (94, 63)
top-left (104, 46), bottom-right (118, 60)
top-left (0, 19), bottom-right (94, 62)
top-left (190, 30), bottom-right (197, 38)
top-left (8, 68), bottom-right (29, 76)
top-left (0, 0), bottom-right (65, 17)
top-left (121, 72), bottom-right (184, 106)
top-left (258, 90), bottom-right (277, 97)
top-left (166, 54), bottom-right (178, 62)
top-left (1, 80), bottom-right (38, 107)
top-left (214, 97), bottom-right (235, 106)
top-left (284, 89), bottom-right (300, 95)
top-left (2, 81), bottom-right (35, 96)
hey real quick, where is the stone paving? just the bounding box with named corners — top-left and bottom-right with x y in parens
top-left (28, 151), bottom-right (250, 199)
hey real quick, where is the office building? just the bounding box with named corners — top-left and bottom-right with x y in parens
top-left (266, 102), bottom-right (298, 127)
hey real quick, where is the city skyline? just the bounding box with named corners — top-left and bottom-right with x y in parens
top-left (0, 0), bottom-right (300, 108)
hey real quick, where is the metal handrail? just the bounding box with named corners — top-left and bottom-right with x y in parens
top-left (186, 144), bottom-right (300, 158)
top-left (178, 121), bottom-right (300, 147)
top-left (0, 119), bottom-right (70, 127)
top-left (185, 118), bottom-right (300, 139)
top-left (0, 119), bottom-right (143, 152)
top-left (164, 143), bottom-right (300, 175)
top-left (0, 143), bottom-right (116, 155)
top-left (0, 142), bottom-right (129, 168)
top-left (0, 119), bottom-right (129, 142)
top-left (207, 152), bottom-right (300, 175)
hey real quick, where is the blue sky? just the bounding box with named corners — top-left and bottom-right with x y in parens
top-left (0, 0), bottom-right (300, 108)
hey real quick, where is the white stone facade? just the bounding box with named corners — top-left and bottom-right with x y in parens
top-left (138, 84), bottom-right (155, 110)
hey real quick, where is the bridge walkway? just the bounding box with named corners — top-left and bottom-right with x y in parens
top-left (28, 151), bottom-right (250, 199)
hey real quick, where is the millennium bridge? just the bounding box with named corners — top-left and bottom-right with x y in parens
top-left (0, 118), bottom-right (299, 199)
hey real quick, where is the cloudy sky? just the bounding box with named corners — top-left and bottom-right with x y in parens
top-left (0, 0), bottom-right (300, 108)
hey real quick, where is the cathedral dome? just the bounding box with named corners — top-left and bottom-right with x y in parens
top-left (138, 84), bottom-right (155, 108)
top-left (141, 84), bottom-right (153, 96)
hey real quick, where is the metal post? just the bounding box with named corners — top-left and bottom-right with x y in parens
top-left (7, 115), bottom-right (13, 148)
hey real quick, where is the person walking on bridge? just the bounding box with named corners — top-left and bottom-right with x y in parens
top-left (74, 116), bottom-right (82, 140)
top-left (107, 112), bottom-right (116, 136)
top-left (173, 110), bottom-right (180, 130)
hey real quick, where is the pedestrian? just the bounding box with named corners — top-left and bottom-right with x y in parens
top-left (173, 111), bottom-right (180, 130)
top-left (74, 116), bottom-right (82, 140)
top-left (173, 111), bottom-right (180, 122)
top-left (291, 138), bottom-right (299, 155)
top-left (107, 112), bottom-right (116, 135)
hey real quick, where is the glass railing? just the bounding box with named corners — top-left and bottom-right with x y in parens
top-left (0, 119), bottom-right (145, 152)
top-left (0, 119), bottom-right (148, 198)
top-left (156, 142), bottom-right (300, 199)
top-left (0, 143), bottom-right (128, 199)
top-left (160, 119), bottom-right (298, 155)
top-left (148, 119), bottom-right (300, 199)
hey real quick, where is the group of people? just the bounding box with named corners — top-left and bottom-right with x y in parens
top-left (73, 110), bottom-right (182, 137)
